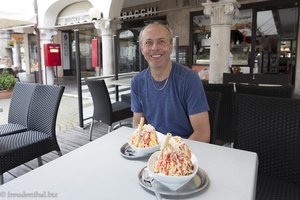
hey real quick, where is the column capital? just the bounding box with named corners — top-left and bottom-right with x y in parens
top-left (39, 28), bottom-right (58, 42)
top-left (94, 18), bottom-right (122, 36)
top-left (202, 0), bottom-right (240, 25)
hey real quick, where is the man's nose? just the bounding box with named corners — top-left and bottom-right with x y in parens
top-left (151, 42), bottom-right (161, 50)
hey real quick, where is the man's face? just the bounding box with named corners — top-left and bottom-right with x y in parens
top-left (140, 24), bottom-right (173, 69)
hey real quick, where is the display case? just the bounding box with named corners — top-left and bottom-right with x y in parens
top-left (194, 46), bottom-right (210, 65)
top-left (192, 32), bottom-right (211, 65)
top-left (193, 44), bottom-right (250, 66)
top-left (231, 44), bottom-right (250, 66)
top-left (191, 9), bottom-right (253, 68)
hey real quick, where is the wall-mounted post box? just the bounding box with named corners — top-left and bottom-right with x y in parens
top-left (92, 38), bottom-right (98, 68)
top-left (44, 43), bottom-right (61, 66)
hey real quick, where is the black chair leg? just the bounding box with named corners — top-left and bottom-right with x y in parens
top-left (37, 157), bottom-right (43, 166)
top-left (108, 126), bottom-right (113, 133)
top-left (57, 150), bottom-right (62, 157)
top-left (112, 122), bottom-right (121, 131)
top-left (121, 122), bottom-right (133, 128)
top-left (89, 119), bottom-right (94, 141)
top-left (0, 174), bottom-right (3, 185)
top-left (110, 121), bottom-right (133, 133)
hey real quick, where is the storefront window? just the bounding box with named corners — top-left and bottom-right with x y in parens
top-left (119, 29), bottom-right (140, 73)
top-left (69, 29), bottom-right (99, 76)
top-left (255, 7), bottom-right (298, 77)
top-left (191, 9), bottom-right (252, 67)
top-left (191, 0), bottom-right (298, 84)
top-left (28, 34), bottom-right (38, 72)
top-left (119, 17), bottom-right (167, 73)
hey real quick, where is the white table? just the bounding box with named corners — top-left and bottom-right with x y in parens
top-left (109, 78), bottom-right (132, 87)
top-left (109, 78), bottom-right (132, 101)
top-left (0, 127), bottom-right (258, 200)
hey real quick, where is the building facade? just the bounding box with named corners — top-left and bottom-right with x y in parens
top-left (2, 0), bottom-right (300, 94)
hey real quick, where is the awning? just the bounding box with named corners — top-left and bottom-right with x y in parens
top-left (0, 0), bottom-right (36, 30)
top-left (0, 10), bottom-right (36, 29)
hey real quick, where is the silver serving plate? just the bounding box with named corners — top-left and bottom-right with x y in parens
top-left (120, 143), bottom-right (152, 159)
top-left (138, 166), bottom-right (209, 197)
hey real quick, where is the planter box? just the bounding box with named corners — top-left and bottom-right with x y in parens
top-left (0, 90), bottom-right (12, 99)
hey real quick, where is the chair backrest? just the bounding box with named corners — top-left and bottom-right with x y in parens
top-left (203, 83), bottom-right (235, 143)
top-left (85, 79), bottom-right (113, 125)
top-left (223, 73), bottom-right (253, 84)
top-left (27, 84), bottom-right (65, 136)
top-left (253, 73), bottom-right (291, 86)
top-left (205, 91), bottom-right (221, 144)
top-left (234, 94), bottom-right (300, 185)
top-left (8, 82), bottom-right (36, 126)
top-left (121, 93), bottom-right (131, 104)
top-left (235, 84), bottom-right (294, 98)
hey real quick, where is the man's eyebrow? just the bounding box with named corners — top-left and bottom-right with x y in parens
top-left (146, 37), bottom-right (168, 40)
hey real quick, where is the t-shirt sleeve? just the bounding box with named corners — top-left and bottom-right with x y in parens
top-left (131, 76), bottom-right (142, 113)
top-left (185, 73), bottom-right (209, 115)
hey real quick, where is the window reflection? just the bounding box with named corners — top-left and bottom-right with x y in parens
top-left (191, 3), bottom-right (298, 85)
top-left (256, 7), bottom-right (298, 76)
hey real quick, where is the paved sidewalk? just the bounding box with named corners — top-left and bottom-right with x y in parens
top-left (0, 75), bottom-right (132, 135)
top-left (0, 94), bottom-right (94, 135)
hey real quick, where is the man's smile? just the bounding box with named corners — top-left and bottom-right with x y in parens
top-left (151, 54), bottom-right (162, 58)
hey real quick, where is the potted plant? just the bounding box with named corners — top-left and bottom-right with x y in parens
top-left (0, 68), bottom-right (16, 99)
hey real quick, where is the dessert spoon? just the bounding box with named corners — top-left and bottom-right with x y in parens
top-left (143, 168), bottom-right (162, 200)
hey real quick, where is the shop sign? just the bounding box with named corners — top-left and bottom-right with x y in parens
top-left (61, 33), bottom-right (70, 70)
top-left (56, 13), bottom-right (92, 26)
top-left (11, 34), bottom-right (24, 43)
top-left (121, 7), bottom-right (158, 19)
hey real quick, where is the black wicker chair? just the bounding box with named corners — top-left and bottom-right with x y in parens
top-left (223, 73), bottom-right (253, 85)
top-left (205, 91), bottom-right (221, 144)
top-left (253, 73), bottom-right (291, 86)
top-left (234, 94), bottom-right (300, 199)
top-left (0, 82), bottom-right (36, 136)
top-left (121, 93), bottom-right (131, 104)
top-left (85, 79), bottom-right (133, 141)
top-left (235, 84), bottom-right (294, 98)
top-left (0, 84), bottom-right (64, 184)
top-left (203, 83), bottom-right (235, 145)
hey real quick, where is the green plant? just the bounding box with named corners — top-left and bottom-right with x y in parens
top-left (8, 40), bottom-right (14, 47)
top-left (0, 68), bottom-right (16, 91)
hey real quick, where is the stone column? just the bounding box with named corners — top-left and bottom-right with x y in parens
top-left (202, 0), bottom-right (240, 83)
top-left (12, 41), bottom-right (21, 69)
top-left (39, 28), bottom-right (58, 85)
top-left (94, 19), bottom-right (121, 76)
top-left (0, 31), bottom-right (12, 64)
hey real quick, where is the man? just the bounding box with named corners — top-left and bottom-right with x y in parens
top-left (131, 21), bottom-right (210, 142)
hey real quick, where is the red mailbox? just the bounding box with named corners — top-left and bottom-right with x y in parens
top-left (92, 38), bottom-right (98, 68)
top-left (44, 43), bottom-right (61, 66)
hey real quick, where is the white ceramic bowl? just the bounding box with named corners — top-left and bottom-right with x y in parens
top-left (147, 151), bottom-right (198, 191)
top-left (128, 132), bottom-right (165, 155)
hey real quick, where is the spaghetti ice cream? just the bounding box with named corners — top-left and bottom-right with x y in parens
top-left (130, 124), bottom-right (159, 148)
top-left (154, 136), bottom-right (194, 176)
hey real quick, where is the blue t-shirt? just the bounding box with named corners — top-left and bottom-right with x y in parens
top-left (131, 62), bottom-right (209, 138)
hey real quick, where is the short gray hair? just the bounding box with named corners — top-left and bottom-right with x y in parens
top-left (139, 20), bottom-right (173, 44)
